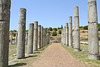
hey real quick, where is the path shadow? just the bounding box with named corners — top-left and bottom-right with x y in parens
top-left (9, 63), bottom-right (27, 67)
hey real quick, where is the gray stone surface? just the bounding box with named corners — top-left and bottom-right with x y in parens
top-left (43, 28), bottom-right (46, 46)
top-left (47, 29), bottom-right (50, 44)
top-left (33, 21), bottom-right (38, 51)
top-left (17, 8), bottom-right (26, 59)
top-left (43, 28), bottom-right (46, 47)
top-left (41, 26), bottom-right (43, 48)
top-left (15, 32), bottom-right (18, 45)
top-left (66, 23), bottom-right (69, 46)
top-left (64, 26), bottom-right (66, 45)
top-left (25, 32), bottom-right (28, 45)
top-left (62, 29), bottom-right (64, 44)
top-left (27, 23), bottom-right (34, 54)
top-left (10, 32), bottom-right (13, 44)
top-left (38, 25), bottom-right (41, 49)
top-left (0, 0), bottom-right (11, 67)
top-left (69, 16), bottom-right (73, 48)
top-left (88, 0), bottom-right (99, 60)
top-left (74, 6), bottom-right (80, 51)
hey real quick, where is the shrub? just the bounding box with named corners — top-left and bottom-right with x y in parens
top-left (26, 30), bottom-right (28, 32)
top-left (83, 26), bottom-right (88, 30)
top-left (13, 33), bottom-right (16, 37)
top-left (49, 27), bottom-right (52, 31)
top-left (59, 30), bottom-right (62, 34)
top-left (52, 31), bottom-right (57, 36)
top-left (53, 28), bottom-right (57, 31)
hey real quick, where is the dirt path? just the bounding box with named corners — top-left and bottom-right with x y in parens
top-left (24, 43), bottom-right (88, 67)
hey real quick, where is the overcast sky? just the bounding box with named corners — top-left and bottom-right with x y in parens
top-left (10, 0), bottom-right (100, 30)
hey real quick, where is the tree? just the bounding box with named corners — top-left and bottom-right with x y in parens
top-left (52, 31), bottom-right (57, 36)
top-left (83, 26), bottom-right (88, 30)
top-left (49, 27), bottom-right (52, 31)
top-left (59, 30), bottom-right (62, 34)
top-left (53, 28), bottom-right (57, 31)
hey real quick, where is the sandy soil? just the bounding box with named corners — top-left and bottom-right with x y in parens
top-left (23, 43), bottom-right (88, 67)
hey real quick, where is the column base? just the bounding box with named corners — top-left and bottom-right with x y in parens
top-left (74, 49), bottom-right (80, 51)
top-left (66, 44), bottom-right (69, 46)
top-left (88, 54), bottom-right (100, 60)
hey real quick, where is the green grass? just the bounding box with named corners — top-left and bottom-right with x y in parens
top-left (9, 44), bottom-right (50, 67)
top-left (9, 44), bottom-right (27, 61)
top-left (80, 40), bottom-right (88, 42)
top-left (61, 44), bottom-right (100, 67)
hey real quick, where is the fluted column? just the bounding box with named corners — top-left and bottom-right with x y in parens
top-left (69, 16), bottom-right (73, 48)
top-left (17, 8), bottom-right (26, 59)
top-left (38, 25), bottom-right (41, 49)
top-left (0, 0), bottom-right (11, 66)
top-left (33, 21), bottom-right (38, 51)
top-left (66, 23), bottom-right (69, 46)
top-left (27, 23), bottom-right (34, 54)
top-left (88, 0), bottom-right (99, 60)
top-left (74, 6), bottom-right (80, 51)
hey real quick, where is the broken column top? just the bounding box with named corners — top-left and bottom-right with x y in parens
top-left (88, 0), bottom-right (96, 2)
top-left (74, 6), bottom-right (79, 16)
top-left (69, 16), bottom-right (72, 23)
top-left (19, 8), bottom-right (26, 23)
top-left (66, 23), bottom-right (68, 26)
top-left (34, 21), bottom-right (38, 30)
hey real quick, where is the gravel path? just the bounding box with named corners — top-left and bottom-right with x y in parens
top-left (24, 43), bottom-right (88, 67)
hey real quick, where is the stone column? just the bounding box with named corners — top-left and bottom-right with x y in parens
top-left (25, 32), bottom-right (28, 45)
top-left (74, 6), bottom-right (80, 51)
top-left (10, 32), bottom-right (13, 44)
top-left (27, 23), bottom-right (34, 54)
top-left (64, 26), bottom-right (66, 45)
top-left (72, 25), bottom-right (74, 43)
top-left (43, 28), bottom-right (46, 47)
top-left (0, 0), bottom-right (11, 67)
top-left (47, 29), bottom-right (50, 44)
top-left (38, 25), bottom-right (41, 49)
top-left (88, 0), bottom-right (99, 60)
top-left (33, 21), bottom-right (38, 51)
top-left (62, 29), bottom-right (64, 44)
top-left (66, 23), bottom-right (69, 46)
top-left (41, 26), bottom-right (43, 48)
top-left (61, 29), bottom-right (63, 43)
top-left (15, 32), bottom-right (18, 45)
top-left (69, 16), bottom-right (73, 48)
top-left (17, 8), bottom-right (26, 59)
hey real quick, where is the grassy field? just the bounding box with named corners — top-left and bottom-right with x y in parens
top-left (9, 44), bottom-right (27, 61)
top-left (9, 44), bottom-right (49, 67)
top-left (61, 43), bottom-right (100, 67)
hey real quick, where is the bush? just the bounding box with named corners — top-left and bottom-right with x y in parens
top-left (59, 30), bottom-right (62, 34)
top-left (58, 27), bottom-right (62, 29)
top-left (53, 28), bottom-right (57, 31)
top-left (52, 31), bottom-right (57, 36)
top-left (83, 26), bottom-right (88, 30)
top-left (49, 27), bottom-right (52, 31)
top-left (13, 33), bottom-right (16, 37)
top-left (26, 30), bottom-right (28, 32)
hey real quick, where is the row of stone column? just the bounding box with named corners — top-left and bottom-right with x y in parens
top-left (17, 8), bottom-right (50, 59)
top-left (10, 32), bottom-right (18, 44)
top-left (61, 0), bottom-right (99, 60)
top-left (0, 4), bottom-right (50, 67)
top-left (10, 32), bottom-right (30, 45)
